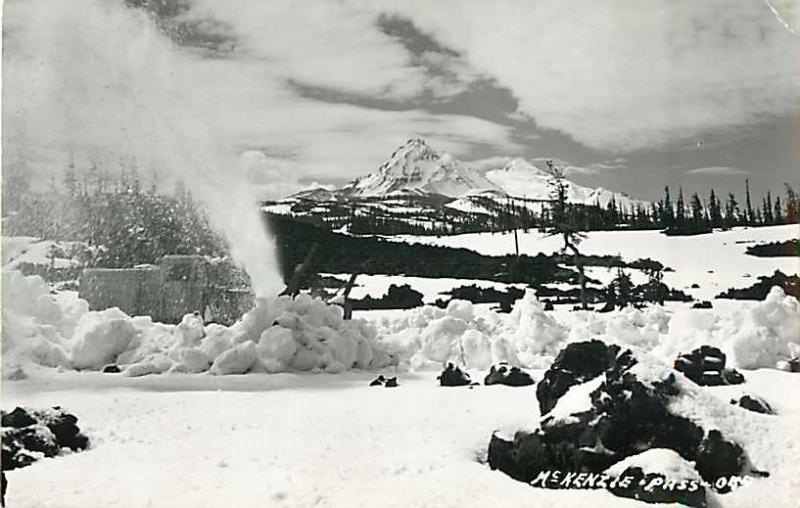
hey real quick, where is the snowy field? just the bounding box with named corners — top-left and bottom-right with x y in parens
top-left (3, 366), bottom-right (800, 508)
top-left (393, 224), bottom-right (799, 300)
top-left (2, 224), bottom-right (799, 508)
top-left (325, 273), bottom-right (526, 304)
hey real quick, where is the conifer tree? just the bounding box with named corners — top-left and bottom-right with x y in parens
top-left (785, 184), bottom-right (798, 223)
top-left (724, 193), bottom-right (739, 229)
top-left (661, 186), bottom-right (675, 229)
top-left (675, 187), bottom-right (686, 232)
top-left (744, 179), bottom-right (754, 225)
top-left (774, 196), bottom-right (784, 224)
top-left (708, 189), bottom-right (722, 228)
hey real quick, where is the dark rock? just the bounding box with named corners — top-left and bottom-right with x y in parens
top-left (791, 357), bottom-right (800, 373)
top-left (695, 430), bottom-right (747, 492)
top-left (384, 377), bottom-right (398, 388)
top-left (487, 432), bottom-right (518, 478)
top-left (1, 406), bottom-right (90, 471)
top-left (2, 407), bottom-right (36, 428)
top-left (721, 368), bottom-right (745, 385)
top-left (437, 363), bottom-right (471, 387)
top-left (488, 341), bottom-right (756, 499)
top-left (102, 364), bottom-right (121, 374)
top-left (608, 466), bottom-right (707, 508)
top-left (674, 345), bottom-right (744, 386)
top-left (691, 300), bottom-right (713, 309)
top-left (690, 283), bottom-right (701, 289)
top-left (369, 375), bottom-right (385, 386)
top-left (543, 301), bottom-right (555, 311)
top-left (731, 395), bottom-right (774, 415)
top-left (536, 340), bottom-right (618, 414)
top-left (41, 408), bottom-right (89, 452)
top-left (484, 363), bottom-right (534, 387)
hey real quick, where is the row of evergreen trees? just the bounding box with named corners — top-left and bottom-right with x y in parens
top-left (658, 180), bottom-right (797, 235)
top-left (302, 180), bottom-right (799, 237)
top-left (3, 164), bottom-right (227, 268)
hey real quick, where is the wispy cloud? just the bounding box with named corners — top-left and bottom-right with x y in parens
top-left (686, 166), bottom-right (750, 175)
top-left (393, 0), bottom-right (800, 150)
top-left (2, 0), bottom-right (520, 196)
top-left (4, 0), bottom-right (797, 199)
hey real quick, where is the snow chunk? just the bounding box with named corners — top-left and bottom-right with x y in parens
top-left (256, 326), bottom-right (296, 372)
top-left (730, 286), bottom-right (800, 369)
top-left (446, 299), bottom-right (474, 322)
top-left (173, 313), bottom-right (205, 347)
top-left (70, 308), bottom-right (137, 370)
top-left (210, 341), bottom-right (257, 375)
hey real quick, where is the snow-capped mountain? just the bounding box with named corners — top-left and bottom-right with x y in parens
top-left (341, 138), bottom-right (497, 198)
top-left (262, 138), bottom-right (651, 236)
top-left (334, 138), bottom-right (645, 209)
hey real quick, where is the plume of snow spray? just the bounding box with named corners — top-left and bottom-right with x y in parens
top-left (3, 0), bottom-right (283, 296)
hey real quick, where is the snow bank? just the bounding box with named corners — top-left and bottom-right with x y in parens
top-left (373, 287), bottom-right (799, 371)
top-left (3, 268), bottom-right (798, 376)
top-left (232, 294), bottom-right (391, 373)
top-left (2, 271), bottom-right (392, 376)
top-left (1, 271), bottom-right (81, 372)
top-left (729, 287), bottom-right (800, 369)
top-left (376, 290), bottom-right (566, 370)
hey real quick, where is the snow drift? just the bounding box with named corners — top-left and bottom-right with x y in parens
top-left (3, 270), bottom-right (799, 377)
top-left (1, 271), bottom-right (392, 377)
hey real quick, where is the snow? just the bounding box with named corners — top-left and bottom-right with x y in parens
top-left (210, 341), bottom-right (257, 375)
top-left (70, 308), bottom-right (138, 370)
top-left (375, 290), bottom-right (566, 370)
top-left (393, 223), bottom-right (799, 301)
top-left (340, 138), bottom-right (649, 208)
top-left (543, 375), bottom-right (605, 424)
top-left (4, 267), bottom-right (798, 380)
top-left (1, 236), bottom-right (83, 270)
top-left (346, 138), bottom-right (497, 198)
top-left (729, 286), bottom-right (800, 369)
top-left (326, 273), bottom-right (525, 304)
top-left (3, 368), bottom-right (799, 508)
top-left (2, 261), bottom-right (799, 507)
top-left (605, 449), bottom-right (702, 480)
top-left (2, 270), bottom-right (391, 377)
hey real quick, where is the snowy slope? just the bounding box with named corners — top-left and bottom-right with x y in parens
top-left (310, 138), bottom-right (647, 208)
top-left (2, 236), bottom-right (83, 270)
top-left (342, 138), bottom-right (498, 197)
top-left (393, 224), bottom-right (800, 301)
top-left (478, 156), bottom-right (644, 209)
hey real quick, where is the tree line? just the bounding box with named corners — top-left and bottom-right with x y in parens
top-left (2, 163), bottom-right (227, 268)
top-left (274, 180), bottom-right (799, 237)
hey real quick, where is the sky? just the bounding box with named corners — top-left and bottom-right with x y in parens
top-left (3, 0), bottom-right (799, 203)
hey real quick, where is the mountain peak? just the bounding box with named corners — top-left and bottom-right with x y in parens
top-left (329, 139), bottom-right (648, 209)
top-left (345, 139), bottom-right (496, 197)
